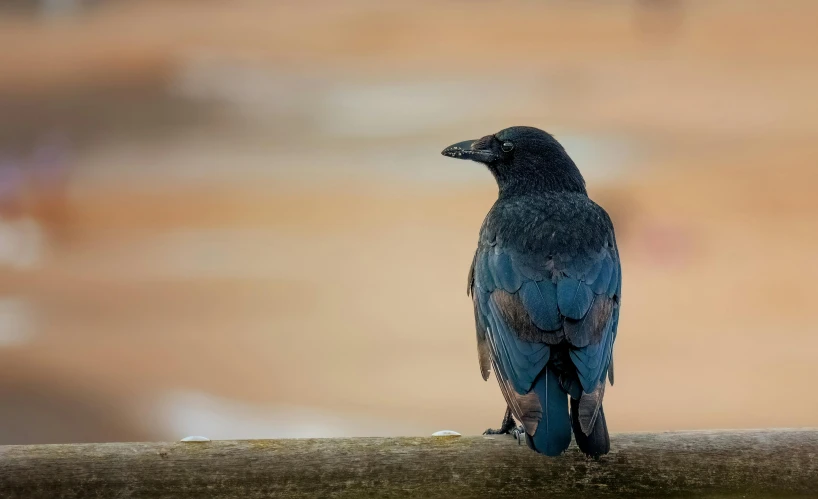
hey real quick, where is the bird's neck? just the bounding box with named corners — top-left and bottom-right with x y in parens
top-left (495, 161), bottom-right (587, 198)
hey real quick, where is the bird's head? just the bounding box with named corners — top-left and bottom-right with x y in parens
top-left (441, 126), bottom-right (586, 196)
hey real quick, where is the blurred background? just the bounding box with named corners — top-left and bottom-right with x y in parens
top-left (1, 0), bottom-right (817, 445)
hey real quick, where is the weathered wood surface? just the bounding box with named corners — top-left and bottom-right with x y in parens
top-left (1, 429), bottom-right (816, 498)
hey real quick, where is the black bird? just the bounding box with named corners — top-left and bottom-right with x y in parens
top-left (441, 126), bottom-right (621, 458)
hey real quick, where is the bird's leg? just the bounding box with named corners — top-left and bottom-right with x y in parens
top-left (482, 406), bottom-right (516, 435)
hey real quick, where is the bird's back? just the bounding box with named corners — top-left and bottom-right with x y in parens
top-left (470, 190), bottom-right (620, 457)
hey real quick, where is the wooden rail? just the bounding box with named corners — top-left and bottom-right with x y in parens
top-left (1, 429), bottom-right (816, 498)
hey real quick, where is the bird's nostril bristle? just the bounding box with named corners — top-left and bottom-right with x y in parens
top-left (471, 136), bottom-right (493, 151)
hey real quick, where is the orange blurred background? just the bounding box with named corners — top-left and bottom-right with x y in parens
top-left (1, 0), bottom-right (817, 445)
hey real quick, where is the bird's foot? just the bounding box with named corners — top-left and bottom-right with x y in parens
top-left (511, 425), bottom-right (526, 445)
top-left (483, 407), bottom-right (517, 435)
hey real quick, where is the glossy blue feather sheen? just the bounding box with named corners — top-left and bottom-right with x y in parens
top-left (556, 277), bottom-right (594, 320)
top-left (518, 280), bottom-right (561, 331)
top-left (455, 126), bottom-right (622, 458)
top-left (486, 298), bottom-right (550, 393)
top-left (526, 367), bottom-right (572, 456)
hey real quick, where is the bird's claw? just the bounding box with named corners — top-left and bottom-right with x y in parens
top-left (483, 415), bottom-right (517, 435)
top-left (483, 407), bottom-right (517, 436)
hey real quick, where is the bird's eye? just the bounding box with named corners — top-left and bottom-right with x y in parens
top-left (501, 141), bottom-right (514, 153)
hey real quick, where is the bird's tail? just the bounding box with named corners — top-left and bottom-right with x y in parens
top-left (570, 398), bottom-right (610, 458)
top-left (524, 367), bottom-right (572, 456)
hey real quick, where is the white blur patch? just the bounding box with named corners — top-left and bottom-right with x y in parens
top-left (170, 54), bottom-right (323, 120)
top-left (557, 134), bottom-right (635, 184)
top-left (146, 391), bottom-right (419, 441)
top-left (40, 0), bottom-right (82, 19)
top-left (81, 55), bottom-right (639, 190)
top-left (0, 217), bottom-right (44, 270)
top-left (0, 297), bottom-right (36, 347)
top-left (319, 81), bottom-right (525, 138)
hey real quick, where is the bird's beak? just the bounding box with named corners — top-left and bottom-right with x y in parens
top-left (441, 138), bottom-right (498, 163)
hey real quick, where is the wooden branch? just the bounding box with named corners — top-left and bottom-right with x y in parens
top-left (1, 429), bottom-right (816, 498)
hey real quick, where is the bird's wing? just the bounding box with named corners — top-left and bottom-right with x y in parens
top-left (557, 243), bottom-right (621, 434)
top-left (469, 249), bottom-right (549, 434)
top-left (470, 236), bottom-right (621, 435)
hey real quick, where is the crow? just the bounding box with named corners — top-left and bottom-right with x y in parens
top-left (441, 126), bottom-right (621, 458)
